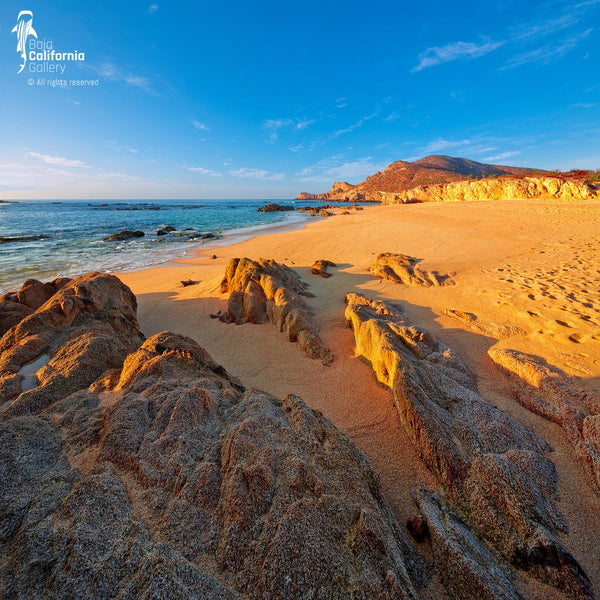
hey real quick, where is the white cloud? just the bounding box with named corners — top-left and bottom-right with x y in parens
top-left (412, 39), bottom-right (504, 72)
top-left (183, 166), bottom-right (222, 177)
top-left (27, 151), bottom-right (87, 168)
top-left (229, 167), bottom-right (285, 181)
top-left (297, 155), bottom-right (387, 182)
top-left (502, 28), bottom-right (593, 69)
top-left (336, 97), bottom-right (348, 108)
top-left (511, 13), bottom-right (580, 41)
top-left (296, 119), bottom-right (316, 130)
top-left (483, 151), bottom-right (521, 162)
top-left (330, 112), bottom-right (378, 138)
top-left (192, 120), bottom-right (210, 131)
top-left (147, 4), bottom-right (159, 15)
top-left (97, 62), bottom-right (152, 92)
top-left (571, 102), bottom-right (598, 108)
top-left (107, 141), bottom-right (138, 154)
top-left (263, 117), bottom-right (316, 142)
top-left (417, 138), bottom-right (473, 155)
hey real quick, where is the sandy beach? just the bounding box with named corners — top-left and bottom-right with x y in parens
top-left (116, 199), bottom-right (600, 596)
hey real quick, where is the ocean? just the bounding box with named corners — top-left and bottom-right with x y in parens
top-left (0, 199), bottom-right (330, 294)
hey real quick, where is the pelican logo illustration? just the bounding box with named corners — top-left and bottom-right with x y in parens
top-left (12, 10), bottom-right (38, 73)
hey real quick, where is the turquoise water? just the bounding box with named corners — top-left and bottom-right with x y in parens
top-left (0, 199), bottom-right (318, 294)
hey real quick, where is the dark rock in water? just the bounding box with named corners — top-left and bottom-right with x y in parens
top-left (220, 258), bottom-right (333, 366)
top-left (201, 232), bottom-right (217, 239)
top-left (0, 234), bottom-right (50, 244)
top-left (0, 277), bottom-right (71, 336)
top-left (0, 278), bottom-right (423, 600)
top-left (102, 230), bottom-right (145, 242)
top-left (257, 203), bottom-right (294, 212)
top-left (157, 225), bottom-right (177, 236)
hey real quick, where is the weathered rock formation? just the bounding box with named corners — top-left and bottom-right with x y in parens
top-left (0, 277), bottom-right (72, 337)
top-left (489, 348), bottom-right (600, 493)
top-left (371, 253), bottom-right (453, 287)
top-left (0, 273), bottom-right (145, 415)
top-left (345, 293), bottom-right (593, 599)
top-left (444, 309), bottom-right (526, 338)
top-left (380, 176), bottom-right (600, 204)
top-left (412, 487), bottom-right (523, 600)
top-left (311, 260), bottom-right (336, 278)
top-left (220, 258), bottom-right (333, 365)
top-left (0, 279), bottom-right (424, 599)
top-left (297, 181), bottom-right (364, 202)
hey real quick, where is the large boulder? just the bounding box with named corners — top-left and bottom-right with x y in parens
top-left (0, 325), bottom-right (422, 599)
top-left (0, 277), bottom-right (71, 336)
top-left (0, 273), bottom-right (145, 414)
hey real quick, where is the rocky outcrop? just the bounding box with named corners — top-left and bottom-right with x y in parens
top-left (296, 182), bottom-right (365, 202)
top-left (380, 176), bottom-right (600, 204)
top-left (0, 277), bottom-right (72, 337)
top-left (311, 260), bottom-right (336, 278)
top-left (413, 488), bottom-right (522, 600)
top-left (257, 203), bottom-right (294, 212)
top-left (103, 230), bottom-right (145, 242)
top-left (0, 287), bottom-right (424, 599)
top-left (296, 155), bottom-right (546, 202)
top-left (220, 258), bottom-right (333, 365)
top-left (344, 293), bottom-right (593, 599)
top-left (371, 253), bottom-right (453, 287)
top-left (0, 273), bottom-right (144, 415)
top-left (489, 348), bottom-right (600, 493)
top-left (444, 309), bottom-right (526, 338)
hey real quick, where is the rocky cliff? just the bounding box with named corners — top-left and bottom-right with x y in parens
top-left (296, 155), bottom-right (546, 202)
top-left (379, 176), bottom-right (600, 204)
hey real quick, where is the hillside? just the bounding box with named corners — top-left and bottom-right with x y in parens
top-left (296, 155), bottom-right (546, 202)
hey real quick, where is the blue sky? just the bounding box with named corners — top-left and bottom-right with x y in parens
top-left (1, 0), bottom-right (599, 199)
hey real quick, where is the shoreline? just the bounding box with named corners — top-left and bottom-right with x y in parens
top-left (0, 200), bottom-right (334, 295)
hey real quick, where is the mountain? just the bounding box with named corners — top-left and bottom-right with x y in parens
top-left (296, 155), bottom-right (546, 202)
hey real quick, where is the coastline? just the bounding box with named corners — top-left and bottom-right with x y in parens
top-left (114, 198), bottom-right (600, 594)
